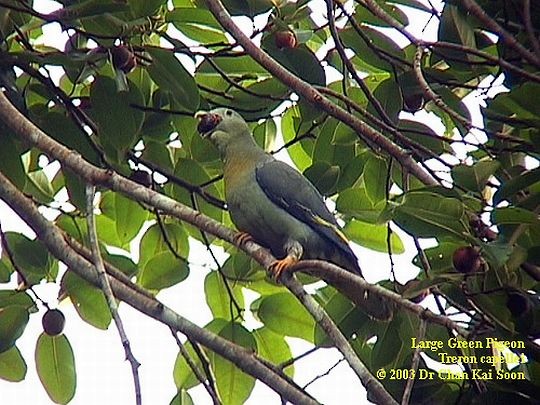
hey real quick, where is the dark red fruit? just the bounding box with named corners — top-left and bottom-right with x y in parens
top-left (77, 97), bottom-right (92, 110)
top-left (42, 309), bottom-right (66, 336)
top-left (403, 94), bottom-right (424, 113)
top-left (402, 280), bottom-right (428, 303)
top-left (452, 246), bottom-right (482, 274)
top-left (111, 45), bottom-right (137, 73)
top-left (507, 292), bottom-right (531, 318)
top-left (129, 170), bottom-right (152, 187)
top-left (274, 31), bottom-right (297, 49)
top-left (196, 113), bottom-right (222, 135)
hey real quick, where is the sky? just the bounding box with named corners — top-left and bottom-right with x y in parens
top-left (0, 0), bottom-right (476, 404)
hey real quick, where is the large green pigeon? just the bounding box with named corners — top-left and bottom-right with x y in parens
top-left (196, 108), bottom-right (392, 321)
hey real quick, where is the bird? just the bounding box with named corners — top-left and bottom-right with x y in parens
top-left (195, 108), bottom-right (392, 321)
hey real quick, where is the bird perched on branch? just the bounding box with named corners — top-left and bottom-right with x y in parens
top-left (196, 108), bottom-right (392, 321)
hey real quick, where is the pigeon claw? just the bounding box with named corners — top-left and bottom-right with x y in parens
top-left (269, 256), bottom-right (298, 281)
top-left (234, 232), bottom-right (254, 246)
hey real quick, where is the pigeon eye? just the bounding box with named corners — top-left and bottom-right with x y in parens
top-left (225, 110), bottom-right (233, 117)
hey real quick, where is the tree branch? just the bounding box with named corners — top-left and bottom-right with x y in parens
top-left (291, 260), bottom-right (469, 337)
top-left (460, 0), bottom-right (540, 68)
top-left (0, 169), bottom-right (319, 405)
top-left (204, 0), bottom-right (437, 187)
top-left (85, 184), bottom-right (142, 404)
top-left (0, 88), bottom-right (393, 403)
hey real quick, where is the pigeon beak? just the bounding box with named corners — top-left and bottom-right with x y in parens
top-left (195, 111), bottom-right (222, 136)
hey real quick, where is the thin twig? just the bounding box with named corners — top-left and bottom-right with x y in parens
top-left (401, 320), bottom-right (426, 405)
top-left (460, 0), bottom-right (540, 67)
top-left (302, 357), bottom-right (345, 390)
top-left (325, 0), bottom-right (395, 127)
top-left (171, 330), bottom-right (221, 405)
top-left (85, 184), bottom-right (142, 405)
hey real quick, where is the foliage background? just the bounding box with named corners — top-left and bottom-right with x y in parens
top-left (0, 0), bottom-right (538, 403)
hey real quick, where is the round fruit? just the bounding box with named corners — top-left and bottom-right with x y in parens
top-left (402, 280), bottom-right (428, 303)
top-left (507, 292), bottom-right (531, 318)
top-left (111, 45), bottom-right (137, 73)
top-left (403, 94), bottom-right (425, 113)
top-left (42, 309), bottom-right (66, 336)
top-left (274, 31), bottom-right (297, 49)
top-left (197, 113), bottom-right (222, 134)
top-left (129, 170), bottom-right (152, 187)
top-left (452, 246), bottom-right (482, 274)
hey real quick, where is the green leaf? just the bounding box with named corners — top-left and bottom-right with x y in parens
top-left (204, 271), bottom-right (244, 320)
top-left (131, 0), bottom-right (165, 18)
top-left (139, 222), bottom-right (189, 268)
top-left (354, 3), bottom-right (408, 27)
top-left (63, 166), bottom-right (87, 213)
top-left (104, 253), bottom-right (138, 278)
top-left (0, 306), bottom-right (29, 353)
top-left (452, 161), bottom-right (500, 192)
top-left (0, 130), bottom-right (25, 189)
top-left (90, 76), bottom-right (144, 151)
top-left (363, 154), bottom-right (388, 203)
top-left (25, 169), bottom-right (55, 204)
top-left (368, 78), bottom-right (402, 124)
top-left (492, 207), bottom-right (539, 225)
top-left (340, 25), bottom-right (406, 72)
top-left (51, 0), bottom-right (129, 21)
top-left (332, 121), bottom-right (358, 145)
top-left (469, 291), bottom-right (514, 332)
top-left (257, 293), bottom-right (315, 342)
top-left (0, 259), bottom-right (11, 283)
top-left (0, 346), bottom-right (27, 382)
top-left (262, 33), bottom-right (325, 86)
top-left (398, 119), bottom-right (450, 160)
top-left (392, 191), bottom-right (467, 238)
top-left (32, 110), bottom-right (100, 165)
top-left (0, 290), bottom-right (35, 311)
top-left (336, 186), bottom-right (386, 223)
top-left (62, 271), bottom-right (111, 330)
top-left (212, 322), bottom-right (257, 405)
top-left (312, 119), bottom-right (355, 166)
top-left (371, 319), bottom-right (404, 369)
top-left (170, 389), bottom-right (194, 405)
top-left (252, 327), bottom-right (294, 377)
top-left (437, 4), bottom-right (476, 66)
top-left (2, 232), bottom-right (56, 285)
top-left (412, 242), bottom-right (462, 273)
top-left (35, 333), bottom-right (76, 405)
top-left (171, 158), bottom-right (223, 238)
top-left (281, 106), bottom-right (313, 171)
top-left (99, 192), bottom-right (148, 247)
top-left (146, 48), bottom-right (200, 112)
top-left (138, 251), bottom-right (189, 290)
top-left (173, 341), bottom-right (202, 390)
top-left (167, 8), bottom-right (227, 43)
top-left (253, 118), bottom-right (277, 152)
top-left (343, 220), bottom-right (404, 253)
top-left (303, 161), bottom-right (340, 196)
top-left (314, 287), bottom-right (371, 347)
top-left (494, 167), bottom-right (540, 204)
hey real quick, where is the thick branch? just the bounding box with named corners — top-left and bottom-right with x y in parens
top-left (0, 169), bottom-right (318, 405)
top-left (292, 261), bottom-right (469, 337)
top-left (0, 89), bottom-right (397, 403)
top-left (285, 275), bottom-right (398, 404)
